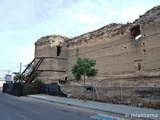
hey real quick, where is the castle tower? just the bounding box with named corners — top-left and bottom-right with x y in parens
top-left (34, 35), bottom-right (69, 83)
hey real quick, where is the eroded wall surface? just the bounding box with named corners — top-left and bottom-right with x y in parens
top-left (34, 6), bottom-right (160, 87)
top-left (35, 35), bottom-right (68, 82)
top-left (66, 6), bottom-right (160, 87)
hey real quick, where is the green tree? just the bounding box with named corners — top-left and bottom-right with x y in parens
top-left (71, 58), bottom-right (98, 102)
top-left (71, 58), bottom-right (98, 81)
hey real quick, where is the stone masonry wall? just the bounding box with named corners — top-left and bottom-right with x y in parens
top-left (35, 35), bottom-right (69, 82)
top-left (66, 6), bottom-right (160, 87)
top-left (34, 6), bottom-right (160, 87)
top-left (34, 6), bottom-right (160, 108)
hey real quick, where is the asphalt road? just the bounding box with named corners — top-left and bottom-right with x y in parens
top-left (0, 91), bottom-right (129, 120)
top-left (0, 92), bottom-right (98, 120)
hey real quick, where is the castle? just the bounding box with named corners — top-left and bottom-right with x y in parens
top-left (34, 6), bottom-right (160, 88)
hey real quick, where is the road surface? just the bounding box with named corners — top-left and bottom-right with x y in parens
top-left (0, 92), bottom-right (126, 120)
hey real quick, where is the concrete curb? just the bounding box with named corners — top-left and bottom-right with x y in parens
top-left (28, 95), bottom-right (124, 117)
top-left (28, 94), bottom-right (160, 120)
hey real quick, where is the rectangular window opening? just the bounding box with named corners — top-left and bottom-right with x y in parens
top-left (130, 25), bottom-right (141, 40)
top-left (56, 46), bottom-right (61, 57)
top-left (134, 59), bottom-right (142, 71)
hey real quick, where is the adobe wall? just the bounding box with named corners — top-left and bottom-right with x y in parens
top-left (34, 6), bottom-right (160, 87)
top-left (33, 6), bottom-right (160, 108)
top-left (66, 6), bottom-right (160, 87)
top-left (34, 35), bottom-right (69, 82)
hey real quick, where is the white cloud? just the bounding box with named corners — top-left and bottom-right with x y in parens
top-left (120, 6), bottom-right (148, 22)
top-left (65, 10), bottom-right (102, 24)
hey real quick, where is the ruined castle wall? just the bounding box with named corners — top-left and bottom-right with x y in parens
top-left (34, 6), bottom-right (160, 86)
top-left (34, 35), bottom-right (68, 82)
top-left (140, 21), bottom-right (160, 72)
top-left (67, 32), bottom-right (132, 76)
top-left (66, 18), bottom-right (160, 87)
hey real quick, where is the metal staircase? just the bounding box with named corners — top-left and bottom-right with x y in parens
top-left (25, 57), bottom-right (44, 83)
top-left (14, 57), bottom-right (44, 83)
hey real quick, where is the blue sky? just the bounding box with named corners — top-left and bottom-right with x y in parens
top-left (0, 0), bottom-right (160, 77)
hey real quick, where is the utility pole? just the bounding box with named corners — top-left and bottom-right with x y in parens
top-left (19, 63), bottom-right (22, 74)
top-left (83, 75), bottom-right (86, 103)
